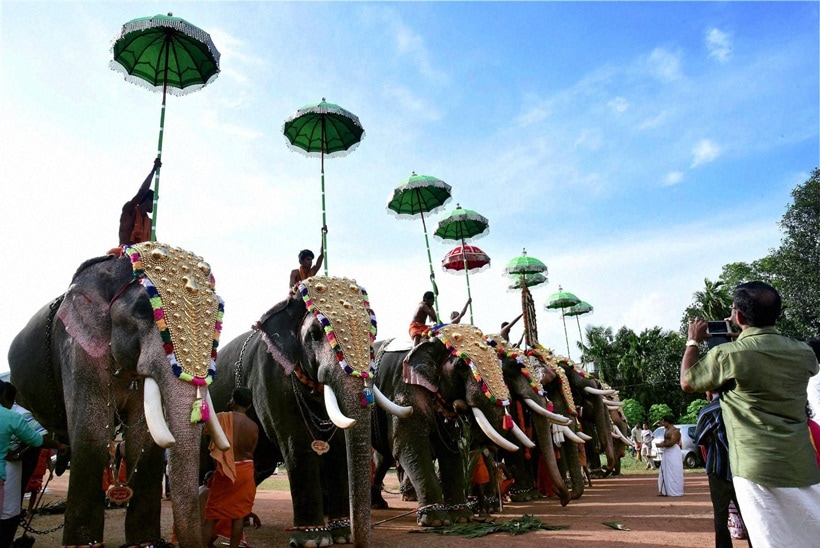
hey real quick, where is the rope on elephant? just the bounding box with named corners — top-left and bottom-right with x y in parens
top-left (233, 330), bottom-right (259, 388)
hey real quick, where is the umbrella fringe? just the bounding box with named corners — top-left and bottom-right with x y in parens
top-left (113, 16), bottom-right (221, 64)
top-left (395, 179), bottom-right (451, 192)
top-left (442, 262), bottom-right (491, 275)
top-left (384, 207), bottom-right (446, 221)
top-left (282, 139), bottom-right (363, 159)
top-left (433, 228), bottom-right (490, 244)
top-left (108, 61), bottom-right (218, 96)
top-left (285, 104), bottom-right (364, 128)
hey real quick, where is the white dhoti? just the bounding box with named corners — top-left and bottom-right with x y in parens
top-left (733, 476), bottom-right (820, 548)
top-left (1, 460), bottom-right (23, 519)
top-left (658, 444), bottom-right (684, 496)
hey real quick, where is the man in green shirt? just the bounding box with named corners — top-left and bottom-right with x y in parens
top-left (680, 281), bottom-right (820, 547)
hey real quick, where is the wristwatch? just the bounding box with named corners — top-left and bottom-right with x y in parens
top-left (685, 339), bottom-right (699, 347)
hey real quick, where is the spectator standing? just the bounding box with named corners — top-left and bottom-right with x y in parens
top-left (631, 423), bottom-right (642, 460)
top-left (681, 281), bottom-right (820, 547)
top-left (641, 424), bottom-right (656, 469)
top-left (657, 416), bottom-right (684, 496)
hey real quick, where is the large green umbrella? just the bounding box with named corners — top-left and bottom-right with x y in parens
top-left (564, 300), bottom-right (594, 342)
top-left (111, 13), bottom-right (220, 241)
top-left (434, 205), bottom-right (490, 324)
top-left (386, 172), bottom-right (452, 317)
top-left (505, 249), bottom-right (548, 345)
top-left (284, 99), bottom-right (365, 275)
top-left (545, 286), bottom-right (581, 358)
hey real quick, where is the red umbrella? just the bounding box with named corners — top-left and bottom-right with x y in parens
top-left (441, 245), bottom-right (491, 273)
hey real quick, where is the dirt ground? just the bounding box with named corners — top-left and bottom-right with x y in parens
top-left (18, 468), bottom-right (750, 547)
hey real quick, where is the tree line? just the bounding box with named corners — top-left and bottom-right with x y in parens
top-left (579, 168), bottom-right (820, 427)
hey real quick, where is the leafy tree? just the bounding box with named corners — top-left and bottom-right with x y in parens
top-left (649, 403), bottom-right (673, 425)
top-left (771, 168), bottom-right (820, 338)
top-left (621, 398), bottom-right (645, 427)
top-left (680, 278), bottom-right (733, 332)
top-left (679, 398), bottom-right (708, 423)
top-left (579, 325), bottom-right (617, 383)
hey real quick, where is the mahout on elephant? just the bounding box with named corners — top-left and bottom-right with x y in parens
top-left (8, 242), bottom-right (230, 547)
top-left (209, 276), bottom-right (410, 548)
top-left (370, 324), bottom-right (530, 527)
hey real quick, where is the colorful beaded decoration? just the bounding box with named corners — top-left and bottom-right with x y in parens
top-left (485, 335), bottom-right (545, 397)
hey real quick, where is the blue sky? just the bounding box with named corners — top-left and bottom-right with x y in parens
top-left (1, 1), bottom-right (818, 373)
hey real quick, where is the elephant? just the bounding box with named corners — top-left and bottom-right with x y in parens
top-left (209, 276), bottom-right (409, 548)
top-left (601, 390), bottom-right (634, 476)
top-left (8, 243), bottom-right (230, 547)
top-left (370, 324), bottom-right (527, 527)
top-left (555, 358), bottom-right (618, 478)
top-left (487, 335), bottom-right (572, 507)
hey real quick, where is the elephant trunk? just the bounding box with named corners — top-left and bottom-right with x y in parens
top-left (344, 416), bottom-right (371, 547)
top-left (592, 397), bottom-right (616, 473)
top-left (531, 408), bottom-right (571, 506)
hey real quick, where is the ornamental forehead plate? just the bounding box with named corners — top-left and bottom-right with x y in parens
top-left (303, 276), bottom-right (372, 373)
top-left (438, 324), bottom-right (509, 401)
top-left (132, 242), bottom-right (218, 380)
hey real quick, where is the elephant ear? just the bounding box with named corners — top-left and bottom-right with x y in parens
top-left (56, 256), bottom-right (123, 359)
top-left (402, 338), bottom-right (450, 393)
top-left (257, 296), bottom-right (305, 376)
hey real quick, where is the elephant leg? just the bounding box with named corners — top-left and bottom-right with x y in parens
top-left (392, 423), bottom-right (448, 526)
top-left (321, 439), bottom-right (351, 544)
top-left (62, 424), bottom-right (108, 544)
top-left (371, 450), bottom-right (393, 509)
top-left (123, 433), bottom-right (165, 543)
top-left (437, 446), bottom-right (472, 524)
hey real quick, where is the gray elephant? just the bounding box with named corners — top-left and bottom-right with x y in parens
top-left (487, 336), bottom-right (572, 506)
top-left (8, 243), bottom-right (229, 547)
top-left (604, 393), bottom-right (634, 476)
top-left (371, 324), bottom-right (526, 527)
top-left (209, 276), bottom-right (409, 548)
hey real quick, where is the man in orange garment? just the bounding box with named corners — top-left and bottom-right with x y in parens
top-left (289, 226), bottom-right (327, 290)
top-left (203, 387), bottom-right (259, 548)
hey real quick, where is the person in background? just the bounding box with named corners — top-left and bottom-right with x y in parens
top-left (448, 297), bottom-right (472, 325)
top-left (681, 281), bottom-right (820, 546)
top-left (641, 424), bottom-right (656, 470)
top-left (656, 415), bottom-right (684, 497)
top-left (498, 313), bottom-right (524, 342)
top-left (631, 422), bottom-right (642, 460)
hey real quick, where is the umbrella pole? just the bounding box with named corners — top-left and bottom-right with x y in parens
top-left (461, 237), bottom-right (474, 324)
top-left (560, 307), bottom-right (572, 359)
top-left (320, 119), bottom-right (328, 275)
top-left (418, 205), bottom-right (440, 320)
top-left (575, 315), bottom-right (584, 344)
top-left (151, 51), bottom-right (170, 242)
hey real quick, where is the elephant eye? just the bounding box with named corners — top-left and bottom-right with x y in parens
top-left (308, 324), bottom-right (325, 343)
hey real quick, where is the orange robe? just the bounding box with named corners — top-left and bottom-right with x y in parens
top-left (408, 321), bottom-right (431, 339)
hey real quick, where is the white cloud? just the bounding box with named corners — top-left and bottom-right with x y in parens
top-left (646, 47), bottom-right (684, 82)
top-left (575, 128), bottom-right (603, 151)
top-left (516, 106), bottom-right (550, 127)
top-left (663, 171), bottom-right (684, 186)
top-left (388, 15), bottom-right (449, 84)
top-left (691, 139), bottom-right (722, 167)
top-left (382, 84), bottom-right (443, 121)
top-left (608, 96), bottom-right (629, 113)
top-left (706, 28), bottom-right (732, 64)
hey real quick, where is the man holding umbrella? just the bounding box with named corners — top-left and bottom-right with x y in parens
top-left (115, 158), bottom-right (161, 249)
top-left (410, 291), bottom-right (438, 346)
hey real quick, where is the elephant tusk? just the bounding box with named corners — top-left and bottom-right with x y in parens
top-left (576, 430), bottom-right (593, 442)
top-left (472, 407), bottom-right (519, 452)
top-left (613, 425), bottom-right (635, 446)
top-left (143, 377), bottom-right (176, 448)
top-left (373, 385), bottom-right (413, 418)
top-left (584, 386), bottom-right (616, 396)
top-left (324, 385), bottom-right (357, 429)
top-left (524, 398), bottom-right (571, 425)
top-left (604, 399), bottom-right (625, 408)
top-left (558, 424), bottom-right (587, 445)
top-left (510, 421), bottom-right (536, 449)
top-left (205, 389), bottom-right (231, 451)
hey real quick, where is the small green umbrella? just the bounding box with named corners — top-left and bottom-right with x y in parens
top-left (111, 13), bottom-right (220, 241)
top-left (545, 286), bottom-right (581, 358)
top-left (504, 249), bottom-right (548, 276)
top-left (564, 301), bottom-right (594, 342)
top-left (386, 173), bottom-right (452, 317)
top-left (434, 205), bottom-right (490, 324)
top-left (283, 99), bottom-right (365, 275)
top-left (508, 272), bottom-right (548, 291)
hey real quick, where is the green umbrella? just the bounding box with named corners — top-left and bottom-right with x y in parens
top-left (504, 249), bottom-right (548, 276)
top-left (507, 272), bottom-right (548, 291)
top-left (284, 99), bottom-right (365, 275)
top-left (434, 204), bottom-right (490, 324)
top-left (564, 301), bottom-right (594, 342)
top-left (111, 13), bottom-right (220, 241)
top-left (545, 286), bottom-right (581, 358)
top-left (386, 172), bottom-right (452, 317)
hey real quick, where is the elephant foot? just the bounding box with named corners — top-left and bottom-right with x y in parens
top-left (327, 518), bottom-right (351, 544)
top-left (448, 505), bottom-right (474, 524)
top-left (371, 488), bottom-right (389, 509)
top-left (287, 526), bottom-right (333, 548)
top-left (508, 487), bottom-right (536, 502)
top-left (416, 504), bottom-right (451, 527)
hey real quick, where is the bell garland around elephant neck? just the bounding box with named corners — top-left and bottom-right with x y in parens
top-left (125, 242), bottom-right (224, 423)
top-left (297, 276), bottom-right (377, 407)
top-left (432, 324), bottom-right (510, 407)
top-left (486, 335), bottom-right (545, 397)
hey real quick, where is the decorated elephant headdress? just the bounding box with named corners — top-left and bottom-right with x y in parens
top-left (124, 242), bottom-right (224, 423)
top-left (485, 334), bottom-right (544, 397)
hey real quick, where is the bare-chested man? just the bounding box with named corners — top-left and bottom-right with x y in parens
top-left (203, 387), bottom-right (259, 548)
top-left (289, 226), bottom-right (327, 290)
top-left (409, 291), bottom-right (438, 345)
top-left (448, 297), bottom-right (472, 325)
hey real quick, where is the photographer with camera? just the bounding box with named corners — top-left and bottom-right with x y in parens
top-left (680, 281), bottom-right (820, 547)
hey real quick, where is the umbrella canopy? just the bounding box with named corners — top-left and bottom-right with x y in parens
top-left (111, 13), bottom-right (220, 241)
top-left (442, 245), bottom-right (491, 274)
top-left (433, 204), bottom-right (490, 243)
top-left (433, 204), bottom-right (490, 324)
top-left (283, 99), bottom-right (365, 275)
top-left (504, 249), bottom-right (548, 276)
top-left (507, 272), bottom-right (548, 291)
top-left (545, 286), bottom-right (581, 359)
top-left (386, 173), bottom-right (452, 317)
top-left (564, 301), bottom-right (593, 317)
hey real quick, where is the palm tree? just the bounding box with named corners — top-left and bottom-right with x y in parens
top-left (692, 278), bottom-right (732, 320)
